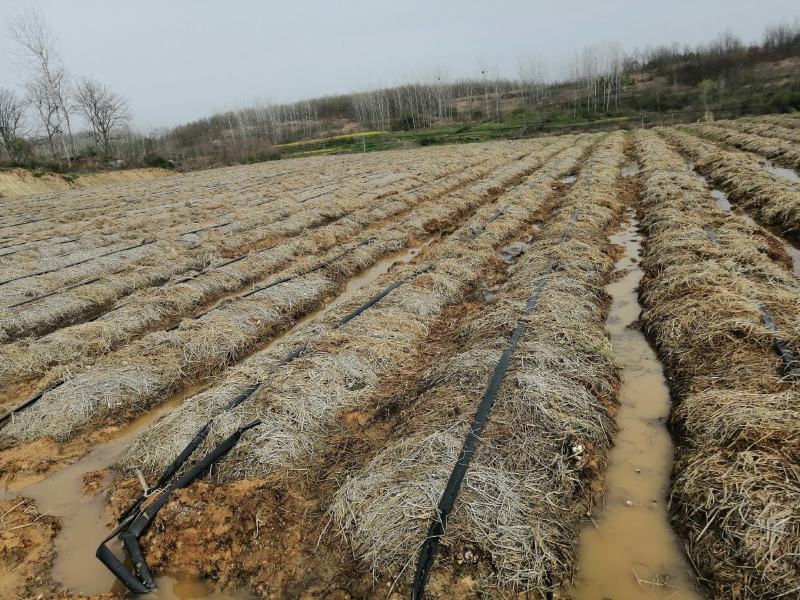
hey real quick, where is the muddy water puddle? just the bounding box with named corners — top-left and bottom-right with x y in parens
top-left (0, 383), bottom-right (243, 598)
top-left (333, 238), bottom-right (432, 306)
top-left (569, 213), bottom-right (703, 600)
top-left (0, 240), bottom-right (434, 599)
top-left (709, 189), bottom-right (732, 212)
top-left (762, 160), bottom-right (800, 182)
top-left (621, 162), bottom-right (640, 177)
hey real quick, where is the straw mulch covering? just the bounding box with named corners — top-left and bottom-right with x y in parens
top-left (120, 136), bottom-right (596, 481)
top-left (721, 117), bottom-right (800, 145)
top-left (0, 146), bottom-right (537, 383)
top-left (0, 150), bottom-right (499, 339)
top-left (689, 122), bottom-right (800, 170)
top-left (749, 114), bottom-right (800, 131)
top-left (636, 129), bottom-right (800, 600)
top-left (660, 127), bottom-right (800, 234)
top-left (1, 138), bottom-right (585, 444)
top-left (329, 132), bottom-right (625, 595)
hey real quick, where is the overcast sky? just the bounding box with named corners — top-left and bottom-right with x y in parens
top-left (0, 0), bottom-right (797, 130)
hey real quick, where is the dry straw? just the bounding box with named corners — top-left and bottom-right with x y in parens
top-left (0, 149), bottom-right (520, 380)
top-left (329, 132), bottom-right (625, 594)
top-left (661, 127), bottom-right (800, 234)
top-left (636, 129), bottom-right (800, 599)
top-left (2, 137), bottom-right (583, 443)
top-left (690, 122), bottom-right (800, 170)
top-left (718, 117), bottom-right (800, 145)
top-left (0, 153), bottom-right (476, 334)
top-left (120, 136), bottom-right (595, 481)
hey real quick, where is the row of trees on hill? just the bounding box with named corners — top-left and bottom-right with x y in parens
top-left (0, 9), bottom-right (131, 165)
top-left (165, 19), bottom-right (800, 163)
top-left (1, 12), bottom-right (799, 170)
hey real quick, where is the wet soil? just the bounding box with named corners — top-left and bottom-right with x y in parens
top-left (568, 213), bottom-right (704, 600)
top-left (0, 239), bottom-right (438, 599)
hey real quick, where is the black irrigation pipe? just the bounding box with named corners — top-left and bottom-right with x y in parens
top-left (702, 228), bottom-right (798, 377)
top-left (487, 203), bottom-right (513, 224)
top-left (100, 260), bottom-right (434, 593)
top-left (0, 216), bottom-right (51, 231)
top-left (0, 240), bottom-right (154, 287)
top-left (0, 382), bottom-right (65, 426)
top-left (300, 190), bottom-right (333, 202)
top-left (166, 236), bottom-right (378, 330)
top-left (240, 237), bottom-right (375, 300)
top-left (179, 221), bottom-right (233, 237)
top-left (96, 420), bottom-right (262, 593)
top-left (757, 303), bottom-right (800, 377)
top-left (87, 302), bottom-right (127, 322)
top-left (173, 249), bottom-right (268, 286)
top-left (337, 265), bottom-right (432, 327)
top-left (0, 235), bottom-right (82, 256)
top-left (6, 268), bottom-right (127, 308)
top-left (410, 211), bottom-right (579, 600)
top-left (56, 236), bottom-right (81, 245)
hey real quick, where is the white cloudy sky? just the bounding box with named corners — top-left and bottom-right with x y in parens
top-left (0, 0), bottom-right (797, 129)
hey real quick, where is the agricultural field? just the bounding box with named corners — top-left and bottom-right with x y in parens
top-left (0, 114), bottom-right (799, 600)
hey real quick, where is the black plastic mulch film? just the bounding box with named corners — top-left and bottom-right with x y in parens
top-left (410, 209), bottom-right (579, 600)
top-left (95, 254), bottom-right (432, 592)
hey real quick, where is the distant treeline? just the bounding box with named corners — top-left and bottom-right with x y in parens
top-left (3, 17), bottom-right (800, 171)
top-left (147, 19), bottom-right (800, 168)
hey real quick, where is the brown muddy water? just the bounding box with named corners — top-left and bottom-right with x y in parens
top-left (0, 240), bottom-right (432, 599)
top-left (569, 213), bottom-right (704, 600)
top-left (0, 383), bottom-right (239, 598)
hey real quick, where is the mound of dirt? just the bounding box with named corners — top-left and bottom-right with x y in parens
top-left (0, 167), bottom-right (173, 198)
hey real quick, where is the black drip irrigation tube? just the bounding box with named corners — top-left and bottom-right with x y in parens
top-left (410, 210), bottom-right (579, 600)
top-left (97, 261), bottom-right (432, 593)
top-left (7, 276), bottom-right (103, 309)
top-left (96, 420), bottom-right (262, 593)
top-left (0, 382), bottom-right (65, 426)
top-left (240, 236), bottom-right (376, 300)
top-left (167, 236), bottom-right (377, 330)
top-left (0, 215), bottom-right (51, 231)
top-left (0, 240), bottom-right (155, 287)
top-left (757, 303), bottom-right (800, 378)
top-left (172, 254), bottom-right (251, 286)
top-left (179, 221), bottom-right (232, 237)
top-left (87, 302), bottom-right (127, 323)
top-left (0, 235), bottom-right (81, 256)
top-left (463, 204), bottom-right (515, 242)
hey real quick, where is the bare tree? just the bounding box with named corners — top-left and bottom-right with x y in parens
top-left (74, 79), bottom-right (130, 156)
top-left (516, 55), bottom-right (547, 105)
top-left (8, 7), bottom-right (75, 159)
top-left (0, 88), bottom-right (27, 160)
top-left (26, 74), bottom-right (63, 158)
